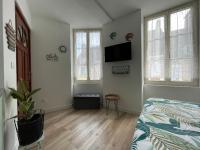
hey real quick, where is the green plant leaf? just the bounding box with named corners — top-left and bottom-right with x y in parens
top-left (27, 88), bottom-right (41, 99)
top-left (8, 88), bottom-right (24, 101)
top-left (18, 101), bottom-right (28, 113)
top-left (18, 80), bottom-right (30, 97)
top-left (9, 79), bottom-right (41, 120)
top-left (7, 115), bottom-right (18, 120)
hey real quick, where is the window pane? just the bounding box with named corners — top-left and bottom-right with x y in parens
top-left (146, 16), bottom-right (166, 81)
top-left (170, 8), bottom-right (192, 35)
top-left (147, 60), bottom-right (165, 81)
top-left (148, 17), bottom-right (165, 40)
top-left (75, 32), bottom-right (87, 80)
top-left (89, 31), bottom-right (101, 80)
top-left (170, 8), bottom-right (193, 82)
top-left (170, 59), bottom-right (192, 82)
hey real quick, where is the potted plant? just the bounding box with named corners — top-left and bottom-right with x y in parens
top-left (9, 79), bottom-right (44, 146)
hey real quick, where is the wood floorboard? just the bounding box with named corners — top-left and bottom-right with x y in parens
top-left (43, 109), bottom-right (138, 150)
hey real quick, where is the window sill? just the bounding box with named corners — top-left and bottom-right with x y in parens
top-left (74, 80), bottom-right (102, 85)
top-left (144, 83), bottom-right (200, 89)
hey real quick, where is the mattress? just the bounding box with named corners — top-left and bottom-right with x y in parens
top-left (131, 98), bottom-right (200, 150)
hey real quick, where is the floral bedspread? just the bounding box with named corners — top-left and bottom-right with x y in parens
top-left (131, 98), bottom-right (200, 150)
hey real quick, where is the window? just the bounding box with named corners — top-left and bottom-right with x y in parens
top-left (145, 2), bottom-right (198, 86)
top-left (74, 29), bottom-right (102, 81)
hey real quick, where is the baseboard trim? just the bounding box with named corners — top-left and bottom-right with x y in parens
top-left (102, 104), bottom-right (141, 116)
top-left (118, 106), bottom-right (141, 116)
top-left (44, 104), bottom-right (141, 116)
top-left (44, 105), bottom-right (72, 113)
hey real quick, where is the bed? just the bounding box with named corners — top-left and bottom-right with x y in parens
top-left (131, 98), bottom-right (200, 150)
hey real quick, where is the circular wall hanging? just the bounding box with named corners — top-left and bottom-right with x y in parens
top-left (125, 33), bottom-right (134, 41)
top-left (59, 45), bottom-right (67, 53)
top-left (109, 32), bottom-right (117, 40)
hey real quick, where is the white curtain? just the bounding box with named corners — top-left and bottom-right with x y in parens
top-left (89, 31), bottom-right (101, 80)
top-left (74, 30), bottom-right (102, 81)
top-left (170, 8), bottom-right (195, 82)
top-left (75, 32), bottom-right (87, 80)
top-left (146, 16), bottom-right (166, 81)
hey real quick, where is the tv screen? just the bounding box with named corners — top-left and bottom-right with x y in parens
top-left (105, 42), bottom-right (132, 62)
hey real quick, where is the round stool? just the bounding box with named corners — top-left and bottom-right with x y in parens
top-left (105, 94), bottom-right (120, 116)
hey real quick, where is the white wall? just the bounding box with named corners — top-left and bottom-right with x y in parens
top-left (1, 0), bottom-right (32, 150)
top-left (102, 10), bottom-right (142, 114)
top-left (31, 16), bottom-right (72, 112)
top-left (3, 0), bottom-right (18, 149)
top-left (0, 0), bottom-right (3, 90)
top-left (144, 85), bottom-right (200, 103)
top-left (0, 93), bottom-right (3, 150)
top-left (0, 0), bottom-right (3, 147)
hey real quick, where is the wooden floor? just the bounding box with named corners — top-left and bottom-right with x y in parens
top-left (43, 109), bottom-right (138, 150)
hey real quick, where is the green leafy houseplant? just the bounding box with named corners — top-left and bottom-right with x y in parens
top-left (9, 80), bottom-right (44, 146)
top-left (9, 80), bottom-right (41, 121)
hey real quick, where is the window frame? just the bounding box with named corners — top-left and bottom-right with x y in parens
top-left (144, 1), bottom-right (199, 87)
top-left (73, 28), bottom-right (102, 83)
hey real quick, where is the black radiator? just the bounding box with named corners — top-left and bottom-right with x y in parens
top-left (73, 94), bottom-right (101, 109)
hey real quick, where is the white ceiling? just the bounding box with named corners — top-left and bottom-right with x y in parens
top-left (28, 0), bottom-right (192, 27)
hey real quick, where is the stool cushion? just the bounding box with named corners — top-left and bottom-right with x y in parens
top-left (75, 93), bottom-right (100, 98)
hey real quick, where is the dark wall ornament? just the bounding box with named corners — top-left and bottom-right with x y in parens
top-left (125, 33), bottom-right (134, 42)
top-left (5, 20), bottom-right (16, 51)
top-left (58, 45), bottom-right (67, 53)
top-left (46, 53), bottom-right (59, 62)
top-left (112, 65), bottom-right (130, 74)
top-left (109, 32), bottom-right (117, 40)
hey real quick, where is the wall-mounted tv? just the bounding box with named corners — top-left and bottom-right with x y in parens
top-left (105, 42), bottom-right (132, 62)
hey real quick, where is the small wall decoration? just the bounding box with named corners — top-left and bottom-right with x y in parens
top-left (46, 53), bottom-right (59, 62)
top-left (112, 65), bottom-right (130, 75)
top-left (125, 33), bottom-right (134, 42)
top-left (58, 45), bottom-right (67, 53)
top-left (5, 20), bottom-right (16, 51)
top-left (109, 32), bottom-right (117, 40)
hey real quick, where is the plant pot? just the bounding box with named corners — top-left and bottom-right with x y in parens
top-left (17, 113), bottom-right (44, 146)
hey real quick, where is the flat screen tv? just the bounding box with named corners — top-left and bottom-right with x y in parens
top-left (105, 42), bottom-right (132, 62)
